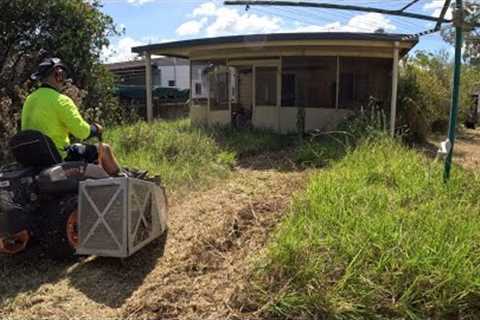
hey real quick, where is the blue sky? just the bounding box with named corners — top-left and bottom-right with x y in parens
top-left (100, 0), bottom-right (454, 62)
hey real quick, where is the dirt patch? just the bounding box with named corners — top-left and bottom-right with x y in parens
top-left (123, 166), bottom-right (307, 320)
top-left (0, 154), bottom-right (309, 320)
top-left (427, 128), bottom-right (480, 170)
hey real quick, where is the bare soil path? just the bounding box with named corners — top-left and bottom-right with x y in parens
top-left (0, 152), bottom-right (308, 320)
top-left (426, 128), bottom-right (480, 170)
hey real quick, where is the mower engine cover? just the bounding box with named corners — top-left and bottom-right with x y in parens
top-left (0, 166), bottom-right (37, 236)
top-left (37, 162), bottom-right (108, 194)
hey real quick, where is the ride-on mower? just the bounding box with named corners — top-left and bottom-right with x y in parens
top-left (0, 130), bottom-right (168, 259)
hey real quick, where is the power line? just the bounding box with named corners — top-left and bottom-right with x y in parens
top-left (257, 5), bottom-right (426, 34)
top-left (225, 0), bottom-right (452, 23)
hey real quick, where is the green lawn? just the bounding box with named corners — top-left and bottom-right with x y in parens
top-left (254, 137), bottom-right (480, 319)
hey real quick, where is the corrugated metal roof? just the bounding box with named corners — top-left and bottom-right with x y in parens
top-left (132, 32), bottom-right (418, 55)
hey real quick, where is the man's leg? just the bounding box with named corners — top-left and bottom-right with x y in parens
top-left (98, 143), bottom-right (121, 176)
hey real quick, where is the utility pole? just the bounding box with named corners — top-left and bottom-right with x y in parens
top-left (444, 0), bottom-right (464, 181)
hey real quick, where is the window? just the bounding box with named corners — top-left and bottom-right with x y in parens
top-left (281, 73), bottom-right (296, 106)
top-left (339, 57), bottom-right (391, 109)
top-left (281, 57), bottom-right (337, 108)
top-left (168, 80), bottom-right (176, 87)
top-left (209, 65), bottom-right (229, 111)
top-left (255, 67), bottom-right (277, 106)
top-left (191, 61), bottom-right (209, 106)
top-left (195, 83), bottom-right (202, 95)
top-left (339, 71), bottom-right (369, 107)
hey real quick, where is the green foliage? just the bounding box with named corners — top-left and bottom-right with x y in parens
top-left (398, 50), bottom-right (480, 140)
top-left (106, 119), bottom-right (231, 190)
top-left (207, 125), bottom-right (295, 157)
top-left (295, 136), bottom-right (345, 168)
top-left (398, 51), bottom-right (451, 135)
top-left (0, 0), bottom-right (122, 163)
top-left (337, 98), bottom-right (389, 140)
top-left (297, 100), bottom-right (389, 168)
top-left (441, 2), bottom-right (480, 64)
top-left (256, 138), bottom-right (480, 319)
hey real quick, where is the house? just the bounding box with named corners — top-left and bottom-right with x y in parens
top-left (107, 57), bottom-right (209, 103)
top-left (132, 32), bottom-right (417, 133)
top-left (106, 57), bottom-right (206, 119)
top-left (106, 57), bottom-right (190, 89)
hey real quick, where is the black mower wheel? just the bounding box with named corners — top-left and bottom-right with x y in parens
top-left (41, 195), bottom-right (79, 260)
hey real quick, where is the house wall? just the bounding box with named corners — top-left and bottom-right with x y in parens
top-left (305, 108), bottom-right (353, 131)
top-left (159, 65), bottom-right (190, 90)
top-left (190, 104), bottom-right (208, 125)
top-left (190, 106), bottom-right (230, 126)
top-left (208, 110), bottom-right (230, 126)
top-left (276, 107), bottom-right (354, 133)
top-left (253, 106), bottom-right (278, 130)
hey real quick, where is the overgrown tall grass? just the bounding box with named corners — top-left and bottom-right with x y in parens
top-left (257, 137), bottom-right (480, 319)
top-left (106, 119), bottom-right (294, 190)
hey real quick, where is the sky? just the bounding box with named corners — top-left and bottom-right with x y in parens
top-left (99, 0), bottom-right (457, 63)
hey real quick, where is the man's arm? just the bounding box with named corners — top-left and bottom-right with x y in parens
top-left (57, 95), bottom-right (92, 140)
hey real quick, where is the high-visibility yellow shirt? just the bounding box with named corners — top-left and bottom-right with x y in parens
top-left (21, 86), bottom-right (91, 157)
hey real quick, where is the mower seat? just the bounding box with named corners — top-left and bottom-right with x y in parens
top-left (9, 130), bottom-right (62, 167)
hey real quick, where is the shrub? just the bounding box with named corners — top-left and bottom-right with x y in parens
top-left (0, 96), bottom-right (18, 163)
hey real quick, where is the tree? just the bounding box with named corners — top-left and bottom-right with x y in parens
top-left (0, 0), bottom-right (122, 162)
top-left (441, 2), bottom-right (480, 64)
top-left (398, 50), bottom-right (480, 141)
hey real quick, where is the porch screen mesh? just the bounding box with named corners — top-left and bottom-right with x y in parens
top-left (255, 67), bottom-right (277, 107)
top-left (281, 57), bottom-right (336, 108)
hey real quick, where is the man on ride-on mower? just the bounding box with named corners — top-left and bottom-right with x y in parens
top-left (22, 57), bottom-right (121, 176)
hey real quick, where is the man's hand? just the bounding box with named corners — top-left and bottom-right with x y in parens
top-left (93, 123), bottom-right (104, 135)
top-left (90, 122), bottom-right (104, 139)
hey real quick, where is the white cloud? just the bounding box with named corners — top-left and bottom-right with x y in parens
top-left (176, 18), bottom-right (208, 36)
top-left (178, 2), bottom-right (395, 38)
top-left (101, 37), bottom-right (145, 63)
top-left (102, 37), bottom-right (176, 63)
top-left (126, 0), bottom-right (155, 5)
top-left (423, 0), bottom-right (453, 20)
top-left (179, 2), bottom-right (282, 37)
top-left (193, 2), bottom-right (218, 17)
top-left (293, 13), bottom-right (395, 33)
top-left (206, 7), bottom-right (282, 36)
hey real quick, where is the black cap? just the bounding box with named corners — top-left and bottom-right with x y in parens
top-left (31, 57), bottom-right (69, 81)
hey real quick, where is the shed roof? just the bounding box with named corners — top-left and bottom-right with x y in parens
top-left (106, 57), bottom-right (189, 71)
top-left (132, 32), bottom-right (418, 59)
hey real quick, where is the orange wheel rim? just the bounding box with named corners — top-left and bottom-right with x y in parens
top-left (66, 209), bottom-right (79, 248)
top-left (0, 230), bottom-right (30, 255)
